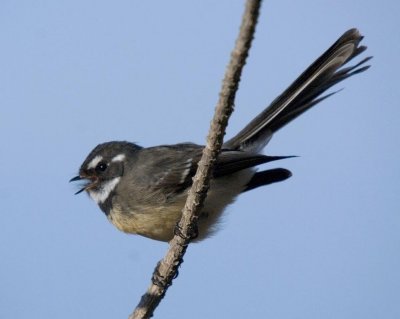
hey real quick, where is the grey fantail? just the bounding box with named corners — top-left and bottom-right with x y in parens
top-left (70, 29), bottom-right (370, 242)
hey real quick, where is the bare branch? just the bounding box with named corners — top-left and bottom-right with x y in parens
top-left (129, 1), bottom-right (263, 318)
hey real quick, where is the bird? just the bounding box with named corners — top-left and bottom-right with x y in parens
top-left (70, 28), bottom-right (370, 242)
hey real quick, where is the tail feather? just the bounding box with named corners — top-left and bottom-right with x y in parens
top-left (243, 168), bottom-right (292, 192)
top-left (224, 28), bottom-right (371, 152)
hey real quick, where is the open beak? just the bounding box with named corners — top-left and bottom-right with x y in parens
top-left (69, 175), bottom-right (88, 195)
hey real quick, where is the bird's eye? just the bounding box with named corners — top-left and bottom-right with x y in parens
top-left (95, 162), bottom-right (108, 173)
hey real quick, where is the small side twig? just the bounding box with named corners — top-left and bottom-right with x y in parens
top-left (129, 1), bottom-right (263, 318)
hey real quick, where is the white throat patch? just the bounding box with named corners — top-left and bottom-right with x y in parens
top-left (88, 177), bottom-right (121, 204)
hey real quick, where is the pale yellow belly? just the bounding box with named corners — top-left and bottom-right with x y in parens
top-left (107, 169), bottom-right (253, 242)
top-left (108, 201), bottom-right (186, 242)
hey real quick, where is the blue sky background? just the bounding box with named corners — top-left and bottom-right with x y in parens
top-left (1, 1), bottom-right (399, 318)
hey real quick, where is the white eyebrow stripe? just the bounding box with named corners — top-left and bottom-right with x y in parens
top-left (112, 154), bottom-right (126, 162)
top-left (87, 155), bottom-right (103, 169)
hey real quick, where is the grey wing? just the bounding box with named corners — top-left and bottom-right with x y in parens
top-left (134, 143), bottom-right (203, 196)
top-left (135, 143), bottom-right (291, 197)
top-left (215, 151), bottom-right (292, 177)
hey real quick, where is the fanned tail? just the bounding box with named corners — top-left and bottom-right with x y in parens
top-left (224, 28), bottom-right (371, 152)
